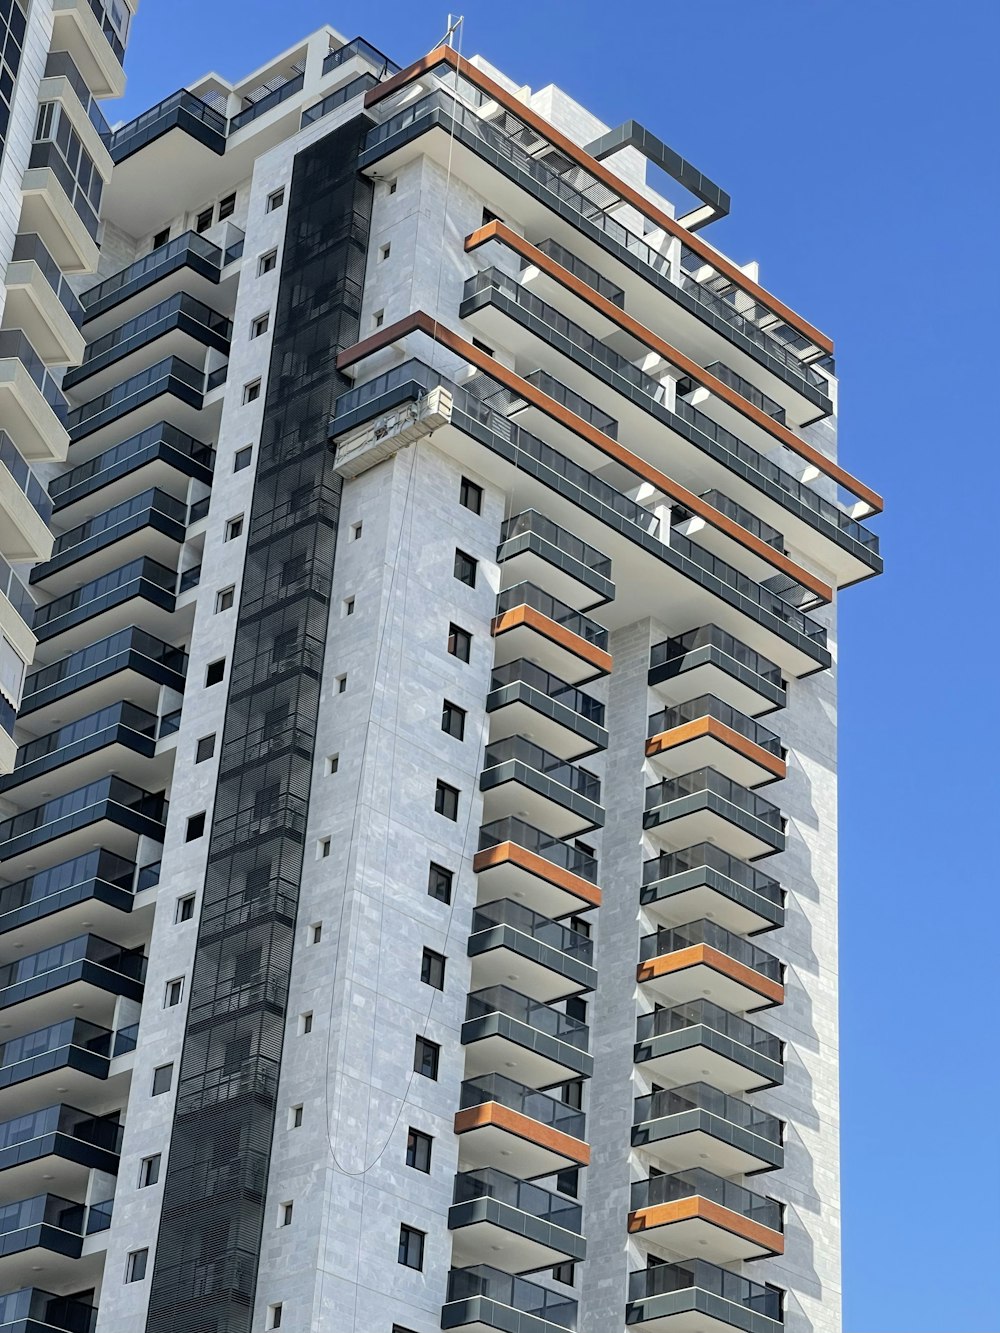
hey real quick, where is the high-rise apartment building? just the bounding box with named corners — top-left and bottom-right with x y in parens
top-left (0, 20), bottom-right (882, 1333)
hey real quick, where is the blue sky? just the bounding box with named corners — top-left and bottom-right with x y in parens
top-left (115, 3), bottom-right (999, 1328)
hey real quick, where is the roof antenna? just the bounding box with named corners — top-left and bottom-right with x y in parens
top-left (439, 13), bottom-right (464, 48)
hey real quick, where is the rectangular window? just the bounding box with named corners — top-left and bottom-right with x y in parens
top-left (205, 658), bottom-right (225, 686)
top-left (453, 549), bottom-right (477, 587)
top-left (372, 309), bottom-right (384, 329)
top-left (299, 1012), bottom-right (313, 1035)
top-left (472, 337), bottom-right (495, 358)
top-left (397, 1224), bottom-right (425, 1270)
top-left (434, 780), bottom-right (459, 821)
top-left (556, 1166), bottom-right (579, 1198)
top-left (441, 700), bottom-right (466, 741)
top-left (309, 923), bottom-right (323, 944)
top-left (289, 1105), bottom-right (303, 1128)
top-left (196, 207), bottom-right (213, 233)
top-left (164, 977), bottom-right (184, 1007)
top-left (196, 735), bottom-right (216, 763)
top-left (336, 674), bottom-right (347, 694)
top-left (125, 1249), bottom-right (148, 1283)
top-left (379, 242), bottom-right (391, 261)
top-left (427, 862), bottom-right (453, 904)
top-left (447, 623), bottom-right (471, 663)
top-left (185, 812), bottom-right (206, 842)
top-left (342, 597), bottom-right (355, 617)
top-left (318, 838), bottom-right (331, 859)
top-left (552, 1261), bottom-right (575, 1286)
top-left (225, 515), bottom-right (244, 540)
top-left (420, 948), bottom-right (445, 991)
top-left (258, 249), bottom-right (278, 275)
top-left (218, 192), bottom-right (236, 220)
top-left (152, 1064), bottom-right (173, 1096)
top-left (234, 445), bottom-right (252, 472)
top-left (414, 1036), bottom-right (439, 1080)
top-left (386, 179), bottom-right (397, 195)
top-left (279, 1201), bottom-right (293, 1226)
top-left (251, 312), bottom-right (270, 339)
top-left (176, 895), bottom-right (195, 922)
top-left (139, 1154), bottom-right (161, 1188)
top-left (267, 1304), bottom-right (282, 1330)
top-left (350, 521), bottom-right (362, 541)
top-left (153, 227), bottom-right (170, 248)
top-left (561, 1080), bottom-right (584, 1110)
top-left (215, 586), bottom-right (235, 613)
top-left (242, 380), bottom-right (261, 404)
top-left (459, 476), bottom-right (483, 514)
top-left (267, 187), bottom-right (285, 212)
top-left (325, 754), bottom-right (339, 775)
top-left (406, 1128), bottom-right (432, 1173)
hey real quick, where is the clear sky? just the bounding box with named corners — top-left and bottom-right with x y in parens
top-left (114, 3), bottom-right (999, 1329)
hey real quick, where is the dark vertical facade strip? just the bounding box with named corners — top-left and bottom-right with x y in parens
top-left (145, 118), bottom-right (373, 1333)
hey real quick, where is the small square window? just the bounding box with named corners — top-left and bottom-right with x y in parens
top-left (176, 895), bottom-right (195, 922)
top-left (414, 1035), bottom-right (439, 1080)
top-left (453, 549), bottom-right (477, 587)
top-left (215, 586), bottom-right (235, 613)
top-left (251, 312), bottom-right (270, 339)
top-left (153, 227), bottom-right (170, 249)
top-left (420, 948), bottom-right (445, 991)
top-left (325, 754), bottom-right (339, 775)
top-left (242, 380), bottom-right (261, 404)
top-left (386, 179), bottom-right (397, 195)
top-left (406, 1127), bottom-right (432, 1173)
top-left (350, 521), bottom-right (363, 541)
top-left (299, 1012), bottom-right (313, 1035)
top-left (561, 1079), bottom-right (584, 1110)
top-left (427, 863), bottom-right (453, 905)
top-left (279, 1201), bottom-right (293, 1227)
top-left (441, 700), bottom-right (466, 741)
top-left (378, 242), bottom-right (391, 262)
top-left (434, 780), bottom-right (459, 821)
top-left (318, 838), bottom-right (331, 859)
top-left (552, 1261), bottom-right (575, 1286)
top-left (460, 477), bottom-right (483, 514)
top-left (556, 1166), bottom-right (579, 1198)
top-left (267, 187), bottom-right (285, 212)
top-left (258, 249), bottom-right (278, 275)
top-left (195, 734), bottom-right (216, 763)
top-left (218, 192), bottom-right (236, 220)
top-left (372, 309), bottom-right (384, 329)
top-left (267, 1304), bottom-right (283, 1330)
top-left (225, 515), bottom-right (244, 541)
top-left (447, 623), bottom-right (471, 663)
top-left (309, 922), bottom-right (323, 944)
top-left (125, 1248), bottom-right (148, 1283)
top-left (289, 1104), bottom-right (303, 1129)
top-left (234, 445), bottom-right (252, 472)
top-left (397, 1224), bottom-right (425, 1271)
top-left (336, 674), bottom-right (347, 694)
top-left (185, 812), bottom-right (206, 842)
top-left (196, 207), bottom-right (213, 234)
top-left (152, 1064), bottom-right (173, 1096)
top-left (566, 994), bottom-right (587, 1024)
top-left (164, 977), bottom-right (184, 1007)
top-left (205, 658), bottom-right (225, 687)
top-left (342, 597), bottom-right (355, 617)
top-left (139, 1154), bottom-right (161, 1188)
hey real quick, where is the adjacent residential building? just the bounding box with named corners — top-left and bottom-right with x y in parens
top-left (0, 21), bottom-right (882, 1333)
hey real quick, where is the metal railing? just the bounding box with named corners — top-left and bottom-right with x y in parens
top-left (301, 72), bottom-right (378, 128)
top-left (701, 360), bottom-right (786, 423)
top-left (230, 73), bottom-right (304, 132)
top-left (682, 488), bottom-right (784, 550)
top-left (322, 36), bottom-right (400, 78)
top-left (531, 237), bottom-right (625, 305)
top-left (109, 88), bottom-right (227, 158)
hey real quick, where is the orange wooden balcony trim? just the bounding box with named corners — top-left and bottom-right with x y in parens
top-left (472, 840), bottom-right (602, 908)
top-left (627, 1195), bottom-right (784, 1254)
top-left (645, 716), bottom-right (787, 781)
top-left (454, 1099), bottom-right (591, 1165)
top-left (637, 942), bottom-right (784, 1006)
top-left (492, 604), bottom-right (612, 676)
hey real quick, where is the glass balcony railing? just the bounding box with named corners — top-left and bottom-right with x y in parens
top-left (636, 999), bottom-right (782, 1065)
top-left (495, 581), bottom-right (608, 650)
top-left (459, 1073), bottom-right (585, 1141)
top-left (0, 557), bottom-right (36, 631)
top-left (490, 658), bottom-right (605, 726)
top-left (478, 816), bottom-right (597, 883)
top-left (0, 1018), bottom-right (115, 1087)
top-left (679, 488), bottom-right (784, 551)
top-left (648, 694), bottom-right (782, 757)
top-left (67, 356), bottom-right (204, 439)
top-left (49, 421), bottom-right (214, 509)
top-left (639, 919), bottom-right (781, 983)
top-left (446, 1266), bottom-right (576, 1329)
top-left (465, 985), bottom-right (589, 1052)
top-left (628, 1258), bottom-right (782, 1322)
top-left (631, 1167), bottom-right (781, 1232)
top-left (0, 776), bottom-right (167, 860)
top-left (470, 899), bottom-right (594, 965)
top-left (0, 1103), bottom-right (123, 1161)
top-left (634, 1081), bottom-right (783, 1147)
top-left (0, 1193), bottom-right (87, 1246)
top-left (0, 431), bottom-right (52, 525)
top-left (700, 361), bottom-right (786, 424)
top-left (43, 50), bottom-right (112, 146)
top-left (530, 237), bottom-right (625, 306)
top-left (642, 843), bottom-right (782, 910)
top-left (301, 72), bottom-right (378, 129)
top-left (10, 232), bottom-right (85, 328)
top-left (109, 89), bottom-right (227, 161)
top-left (3, 703), bottom-right (157, 787)
top-left (0, 849), bottom-right (135, 925)
top-left (32, 557), bottom-right (177, 640)
top-left (453, 1167), bottom-right (582, 1232)
top-left (0, 1286), bottom-right (98, 1333)
top-left (84, 0), bottom-right (126, 65)
top-left (230, 72), bottom-right (305, 133)
top-left (645, 768), bottom-right (783, 835)
top-left (22, 626), bottom-right (187, 712)
top-left (65, 293), bottom-right (232, 389)
top-left (321, 36), bottom-right (401, 78)
top-left (26, 141), bottom-right (100, 242)
top-left (520, 366), bottom-right (618, 439)
top-left (80, 232), bottom-right (225, 320)
top-left (0, 696), bottom-right (14, 742)
top-left (0, 934), bottom-right (146, 999)
top-left (482, 736), bottom-right (601, 805)
top-left (0, 330), bottom-right (68, 424)
top-left (37, 488), bottom-right (188, 577)
top-left (499, 508), bottom-right (612, 578)
top-left (650, 624), bottom-right (783, 691)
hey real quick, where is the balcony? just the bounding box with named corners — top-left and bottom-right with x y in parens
top-left (455, 1074), bottom-right (588, 1177)
top-left (0, 1019), bottom-right (129, 1116)
top-left (626, 1259), bottom-right (782, 1333)
top-left (0, 1104), bottom-right (122, 1200)
top-left (50, 0), bottom-right (128, 98)
top-left (20, 627), bottom-right (186, 728)
top-left (696, 362), bottom-right (786, 425)
top-left (647, 696), bottom-right (785, 789)
top-left (0, 333), bottom-right (69, 463)
top-left (109, 89), bottom-right (227, 165)
top-left (641, 844), bottom-right (784, 936)
top-left (468, 899), bottom-right (595, 1003)
top-left (0, 434), bottom-right (52, 563)
top-left (66, 356), bottom-right (208, 457)
top-left (0, 1194), bottom-right (87, 1268)
top-left (487, 660), bottom-right (606, 760)
top-left (0, 1286), bottom-right (98, 1333)
top-left (635, 1001), bottom-right (782, 1093)
top-left (629, 1169), bottom-right (782, 1262)
top-left (0, 777), bottom-right (166, 879)
top-left (492, 582), bottom-right (609, 685)
top-left (20, 140), bottom-right (100, 275)
top-left (31, 558), bottom-right (178, 655)
top-left (0, 702), bottom-right (161, 807)
top-left (644, 769), bottom-right (785, 861)
top-left (475, 816), bottom-right (600, 919)
top-left (497, 510), bottom-right (614, 610)
top-left (649, 626), bottom-right (785, 718)
top-left (633, 1083), bottom-right (783, 1175)
top-left (80, 233), bottom-right (231, 333)
top-left (0, 561), bottom-right (36, 654)
top-left (480, 736), bottom-right (602, 838)
top-left (443, 1265), bottom-right (576, 1333)
top-left (35, 59), bottom-right (113, 188)
top-left (0, 935), bottom-right (146, 1035)
top-left (0, 850), bottom-right (136, 950)
top-left (521, 237), bottom-right (626, 320)
top-left (64, 294), bottom-right (232, 398)
top-left (462, 984), bottom-right (592, 1085)
top-left (638, 920), bottom-right (783, 1014)
top-left (50, 422), bottom-right (214, 521)
top-left (449, 1168), bottom-right (585, 1271)
top-left (301, 71), bottom-right (380, 131)
top-left (3, 234), bottom-right (85, 366)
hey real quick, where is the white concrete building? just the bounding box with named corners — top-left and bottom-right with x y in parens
top-left (0, 21), bottom-right (882, 1333)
